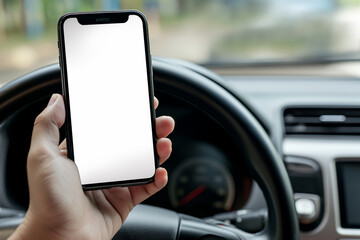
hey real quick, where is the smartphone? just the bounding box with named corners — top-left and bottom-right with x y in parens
top-left (57, 10), bottom-right (157, 190)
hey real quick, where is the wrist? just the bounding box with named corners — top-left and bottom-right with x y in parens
top-left (8, 222), bottom-right (28, 240)
top-left (8, 212), bottom-right (65, 240)
top-left (8, 210), bottom-right (98, 240)
top-left (7, 216), bottom-right (53, 240)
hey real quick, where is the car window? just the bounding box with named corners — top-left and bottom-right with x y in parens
top-left (0, 0), bottom-right (359, 85)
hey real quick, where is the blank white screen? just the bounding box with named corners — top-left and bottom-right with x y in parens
top-left (63, 15), bottom-right (155, 185)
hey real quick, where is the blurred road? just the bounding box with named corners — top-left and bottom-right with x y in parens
top-left (1, 7), bottom-right (359, 87)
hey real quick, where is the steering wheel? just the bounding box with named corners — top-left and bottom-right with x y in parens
top-left (0, 58), bottom-right (299, 239)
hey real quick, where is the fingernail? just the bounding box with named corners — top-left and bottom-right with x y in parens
top-left (47, 94), bottom-right (58, 107)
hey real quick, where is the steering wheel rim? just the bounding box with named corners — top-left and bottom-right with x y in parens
top-left (0, 58), bottom-right (299, 239)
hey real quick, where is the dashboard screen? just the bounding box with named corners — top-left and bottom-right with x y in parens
top-left (337, 162), bottom-right (360, 228)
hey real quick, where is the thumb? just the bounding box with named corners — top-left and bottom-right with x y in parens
top-left (28, 94), bottom-right (65, 164)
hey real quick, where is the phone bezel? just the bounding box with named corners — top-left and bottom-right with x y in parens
top-left (57, 10), bottom-right (158, 190)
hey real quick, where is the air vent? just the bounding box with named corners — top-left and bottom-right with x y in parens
top-left (284, 108), bottom-right (360, 135)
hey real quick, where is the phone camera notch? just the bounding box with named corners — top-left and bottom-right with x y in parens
top-left (96, 17), bottom-right (110, 23)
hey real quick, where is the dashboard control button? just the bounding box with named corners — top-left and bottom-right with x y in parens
top-left (296, 198), bottom-right (315, 217)
top-left (294, 193), bottom-right (320, 224)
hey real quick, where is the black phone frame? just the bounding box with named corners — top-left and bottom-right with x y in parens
top-left (57, 10), bottom-right (158, 190)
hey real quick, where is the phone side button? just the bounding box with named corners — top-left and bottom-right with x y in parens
top-left (58, 56), bottom-right (62, 68)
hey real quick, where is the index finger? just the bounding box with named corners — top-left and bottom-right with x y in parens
top-left (154, 97), bottom-right (159, 109)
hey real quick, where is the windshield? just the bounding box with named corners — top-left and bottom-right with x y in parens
top-left (0, 0), bottom-right (359, 84)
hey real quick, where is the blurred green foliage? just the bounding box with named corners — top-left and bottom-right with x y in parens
top-left (339, 0), bottom-right (360, 6)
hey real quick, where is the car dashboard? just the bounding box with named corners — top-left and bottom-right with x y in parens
top-left (145, 61), bottom-right (360, 239)
top-left (1, 60), bottom-right (360, 240)
top-left (215, 63), bottom-right (360, 240)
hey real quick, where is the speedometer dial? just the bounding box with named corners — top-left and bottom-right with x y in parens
top-left (168, 157), bottom-right (235, 217)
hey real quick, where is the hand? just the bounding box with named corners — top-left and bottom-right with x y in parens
top-left (9, 94), bottom-right (175, 240)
